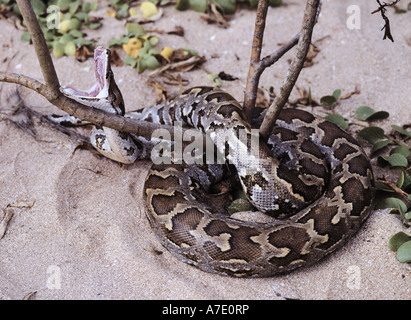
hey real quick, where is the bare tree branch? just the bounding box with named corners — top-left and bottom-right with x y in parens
top-left (259, 0), bottom-right (321, 141)
top-left (16, 0), bottom-right (60, 99)
top-left (0, 72), bottom-right (46, 95)
top-left (243, 0), bottom-right (301, 118)
top-left (0, 0), bottom-right (192, 143)
top-left (0, 71), bottom-right (195, 143)
top-left (244, 0), bottom-right (269, 118)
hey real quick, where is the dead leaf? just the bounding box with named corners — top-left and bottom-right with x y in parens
top-left (170, 48), bottom-right (193, 63)
top-left (200, 3), bottom-right (230, 28)
top-left (339, 86), bottom-right (361, 100)
top-left (110, 49), bottom-right (124, 67)
top-left (256, 88), bottom-right (270, 108)
top-left (75, 45), bottom-right (94, 63)
top-left (303, 44), bottom-right (320, 67)
top-left (218, 71), bottom-right (238, 81)
top-left (22, 291), bottom-right (37, 300)
top-left (162, 72), bottom-right (189, 87)
top-left (147, 78), bottom-right (169, 103)
top-left (167, 25), bottom-right (185, 37)
top-left (143, 247), bottom-right (163, 256)
top-left (289, 85), bottom-right (320, 107)
top-left (149, 55), bottom-right (206, 76)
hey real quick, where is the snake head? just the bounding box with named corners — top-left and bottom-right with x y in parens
top-left (60, 47), bottom-right (125, 115)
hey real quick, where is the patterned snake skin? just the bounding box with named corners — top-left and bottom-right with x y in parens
top-left (56, 48), bottom-right (375, 277)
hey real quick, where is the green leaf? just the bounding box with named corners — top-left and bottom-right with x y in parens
top-left (126, 23), bottom-right (146, 37)
top-left (367, 111), bottom-right (390, 121)
top-left (376, 197), bottom-right (407, 214)
top-left (332, 89), bottom-right (341, 100)
top-left (189, 0), bottom-right (208, 13)
top-left (389, 232), bottom-right (411, 251)
top-left (175, 0), bottom-right (190, 10)
top-left (58, 33), bottom-right (74, 45)
top-left (31, 0), bottom-right (47, 15)
top-left (227, 199), bottom-right (254, 214)
top-left (69, 29), bottom-right (83, 38)
top-left (391, 145), bottom-right (410, 158)
top-left (82, 1), bottom-right (92, 13)
top-left (392, 125), bottom-right (411, 137)
top-left (109, 38), bottom-right (123, 47)
top-left (396, 241), bottom-right (411, 263)
top-left (269, 0), bottom-right (282, 5)
top-left (372, 139), bottom-right (391, 153)
top-left (381, 153), bottom-right (408, 168)
top-left (88, 22), bottom-right (101, 30)
top-left (211, 0), bottom-right (237, 14)
top-left (325, 114), bottom-right (349, 130)
top-left (64, 41), bottom-right (77, 56)
top-left (52, 42), bottom-right (65, 58)
top-left (183, 46), bottom-right (198, 56)
top-left (207, 74), bottom-right (222, 87)
top-left (145, 55), bottom-right (160, 70)
top-left (248, 0), bottom-right (259, 7)
top-left (397, 171), bottom-right (405, 188)
top-left (67, 18), bottom-right (81, 30)
top-left (57, 0), bottom-right (72, 11)
top-left (91, 1), bottom-right (98, 11)
top-left (355, 106), bottom-right (375, 120)
top-left (320, 95), bottom-right (337, 108)
top-left (124, 56), bottom-right (138, 68)
top-left (69, 0), bottom-right (80, 16)
top-left (355, 106), bottom-right (390, 121)
top-left (117, 3), bottom-right (130, 19)
top-left (357, 126), bottom-right (385, 144)
top-left (73, 38), bottom-right (93, 46)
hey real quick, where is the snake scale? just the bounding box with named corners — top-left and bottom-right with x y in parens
top-left (55, 47), bottom-right (375, 277)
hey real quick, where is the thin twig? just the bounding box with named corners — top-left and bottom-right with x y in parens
top-left (244, 0), bottom-right (269, 118)
top-left (259, 0), bottom-right (321, 141)
top-left (244, 33), bottom-right (300, 118)
top-left (0, 208), bottom-right (14, 240)
top-left (371, 0), bottom-right (400, 42)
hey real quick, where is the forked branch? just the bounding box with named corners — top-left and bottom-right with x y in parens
top-left (259, 0), bottom-right (321, 141)
top-left (0, 0), bottom-right (185, 142)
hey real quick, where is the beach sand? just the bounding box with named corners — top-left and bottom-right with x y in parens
top-left (0, 1), bottom-right (410, 299)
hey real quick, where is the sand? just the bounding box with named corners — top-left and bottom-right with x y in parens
top-left (0, 0), bottom-right (410, 300)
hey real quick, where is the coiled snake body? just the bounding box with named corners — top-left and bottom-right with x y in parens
top-left (56, 48), bottom-right (374, 277)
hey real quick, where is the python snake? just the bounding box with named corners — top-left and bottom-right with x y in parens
top-left (55, 47), bottom-right (375, 277)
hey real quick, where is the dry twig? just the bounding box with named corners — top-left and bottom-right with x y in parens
top-left (259, 0), bottom-right (321, 141)
top-left (243, 0), bottom-right (300, 118)
top-left (0, 207), bottom-right (14, 240)
top-left (372, 0), bottom-right (400, 42)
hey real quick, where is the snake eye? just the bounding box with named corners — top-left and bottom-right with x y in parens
top-left (106, 71), bottom-right (114, 79)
